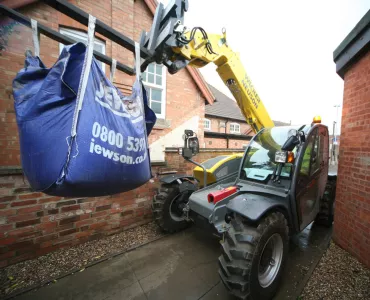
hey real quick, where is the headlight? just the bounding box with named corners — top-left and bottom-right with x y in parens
top-left (275, 151), bottom-right (287, 163)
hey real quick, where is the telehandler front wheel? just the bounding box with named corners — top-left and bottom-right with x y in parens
top-left (152, 183), bottom-right (190, 233)
top-left (219, 212), bottom-right (289, 300)
top-left (315, 179), bottom-right (336, 227)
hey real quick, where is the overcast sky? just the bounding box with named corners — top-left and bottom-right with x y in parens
top-left (160, 0), bottom-right (370, 134)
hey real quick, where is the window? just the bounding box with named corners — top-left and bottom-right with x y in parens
top-left (142, 62), bottom-right (166, 118)
top-left (59, 28), bottom-right (106, 71)
top-left (204, 119), bottom-right (211, 130)
top-left (299, 129), bottom-right (319, 177)
top-left (230, 123), bottom-right (240, 134)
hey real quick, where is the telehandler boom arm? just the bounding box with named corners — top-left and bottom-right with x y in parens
top-left (172, 29), bottom-right (274, 132)
top-left (141, 0), bottom-right (274, 133)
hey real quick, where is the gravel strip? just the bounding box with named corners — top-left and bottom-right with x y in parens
top-left (0, 221), bottom-right (163, 297)
top-left (301, 241), bottom-right (370, 300)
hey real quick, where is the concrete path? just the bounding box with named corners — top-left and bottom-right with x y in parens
top-left (16, 224), bottom-right (331, 300)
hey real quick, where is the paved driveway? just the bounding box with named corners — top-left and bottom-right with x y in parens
top-left (16, 224), bottom-right (331, 300)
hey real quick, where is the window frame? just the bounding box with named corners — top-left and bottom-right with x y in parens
top-left (142, 63), bottom-right (167, 119)
top-left (230, 122), bottom-right (241, 134)
top-left (204, 118), bottom-right (211, 131)
top-left (59, 27), bottom-right (106, 73)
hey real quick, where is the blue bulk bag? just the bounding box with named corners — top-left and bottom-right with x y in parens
top-left (12, 16), bottom-right (156, 197)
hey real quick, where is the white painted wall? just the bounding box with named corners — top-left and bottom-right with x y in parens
top-left (149, 116), bottom-right (200, 161)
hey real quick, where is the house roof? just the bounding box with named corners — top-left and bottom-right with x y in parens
top-left (206, 84), bottom-right (246, 122)
top-left (1, 0), bottom-right (215, 104)
top-left (333, 9), bottom-right (370, 78)
top-left (206, 84), bottom-right (290, 127)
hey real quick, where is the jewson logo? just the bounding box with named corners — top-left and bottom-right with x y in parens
top-left (95, 80), bottom-right (143, 123)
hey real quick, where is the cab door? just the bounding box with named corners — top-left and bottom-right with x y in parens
top-left (295, 128), bottom-right (324, 230)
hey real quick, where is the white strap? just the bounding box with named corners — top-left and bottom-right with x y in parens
top-left (110, 59), bottom-right (117, 82)
top-left (31, 19), bottom-right (40, 57)
top-left (71, 14), bottom-right (96, 137)
top-left (134, 42), bottom-right (149, 148)
top-left (135, 42), bottom-right (141, 80)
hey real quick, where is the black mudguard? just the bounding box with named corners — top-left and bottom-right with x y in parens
top-left (226, 193), bottom-right (290, 223)
top-left (159, 174), bottom-right (196, 184)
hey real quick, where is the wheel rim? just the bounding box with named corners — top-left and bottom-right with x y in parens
top-left (169, 193), bottom-right (187, 221)
top-left (258, 233), bottom-right (284, 288)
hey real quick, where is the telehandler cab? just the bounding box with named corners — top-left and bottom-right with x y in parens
top-left (137, 0), bottom-right (337, 299)
top-left (153, 122), bottom-right (336, 300)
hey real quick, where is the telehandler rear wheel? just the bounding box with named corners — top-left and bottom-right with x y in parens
top-left (315, 179), bottom-right (336, 227)
top-left (219, 212), bottom-right (289, 300)
top-left (152, 183), bottom-right (190, 233)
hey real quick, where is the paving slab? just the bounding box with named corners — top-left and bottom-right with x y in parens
top-left (15, 222), bottom-right (331, 300)
top-left (15, 254), bottom-right (137, 300)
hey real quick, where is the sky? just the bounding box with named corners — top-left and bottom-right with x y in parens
top-left (159, 0), bottom-right (370, 134)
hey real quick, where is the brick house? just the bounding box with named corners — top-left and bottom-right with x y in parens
top-left (204, 84), bottom-right (289, 149)
top-left (333, 9), bottom-right (370, 268)
top-left (0, 0), bottom-right (216, 267)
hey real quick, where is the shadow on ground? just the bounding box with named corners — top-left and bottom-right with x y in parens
top-left (15, 223), bottom-right (332, 300)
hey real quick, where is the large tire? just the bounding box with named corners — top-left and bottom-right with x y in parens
top-left (315, 179), bottom-right (336, 227)
top-left (152, 183), bottom-right (190, 233)
top-left (219, 212), bottom-right (289, 300)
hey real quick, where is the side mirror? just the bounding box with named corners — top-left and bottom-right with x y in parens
top-left (281, 135), bottom-right (300, 151)
top-left (182, 129), bottom-right (199, 159)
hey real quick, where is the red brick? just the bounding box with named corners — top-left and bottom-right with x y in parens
top-left (0, 196), bottom-right (16, 203)
top-left (61, 204), bottom-right (80, 212)
top-left (56, 200), bottom-right (76, 208)
top-left (36, 245), bottom-right (59, 256)
top-left (11, 200), bottom-right (37, 207)
top-left (59, 228), bottom-right (77, 237)
top-left (16, 205), bottom-right (42, 215)
top-left (35, 221), bottom-right (57, 231)
top-left (0, 250), bottom-right (15, 260)
top-left (18, 192), bottom-right (44, 200)
top-left (16, 218), bottom-right (40, 228)
top-left (75, 219), bottom-right (93, 228)
top-left (95, 204), bottom-right (112, 212)
top-left (92, 211), bottom-right (109, 219)
top-left (89, 222), bottom-right (107, 230)
top-left (0, 237), bottom-right (16, 246)
top-left (9, 252), bottom-right (36, 265)
top-left (0, 224), bottom-right (13, 233)
top-left (75, 231), bottom-right (92, 239)
top-left (0, 183), bottom-right (14, 188)
top-left (35, 233), bottom-right (58, 244)
top-left (8, 213), bottom-right (37, 223)
top-left (0, 209), bottom-right (16, 216)
top-left (8, 227), bottom-right (35, 237)
top-left (59, 215), bottom-right (80, 225)
top-left (38, 196), bottom-right (63, 204)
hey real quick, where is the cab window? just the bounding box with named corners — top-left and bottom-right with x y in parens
top-left (310, 132), bottom-right (321, 175)
top-left (299, 129), bottom-right (318, 177)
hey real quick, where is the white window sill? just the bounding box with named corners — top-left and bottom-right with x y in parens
top-left (153, 118), bottom-right (171, 130)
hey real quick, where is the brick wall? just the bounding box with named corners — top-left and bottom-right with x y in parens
top-left (204, 116), bottom-right (252, 149)
top-left (333, 50), bottom-right (370, 268)
top-left (0, 148), bottom-right (244, 267)
top-left (205, 117), bottom-right (251, 134)
top-left (0, 0), bottom-right (207, 267)
top-left (0, 173), bottom-right (158, 267)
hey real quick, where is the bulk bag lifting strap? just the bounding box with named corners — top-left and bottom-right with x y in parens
top-left (13, 14), bottom-right (156, 197)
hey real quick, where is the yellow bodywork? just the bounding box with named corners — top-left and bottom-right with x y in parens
top-left (193, 153), bottom-right (244, 187)
top-left (172, 28), bottom-right (278, 181)
top-left (173, 30), bottom-right (274, 132)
